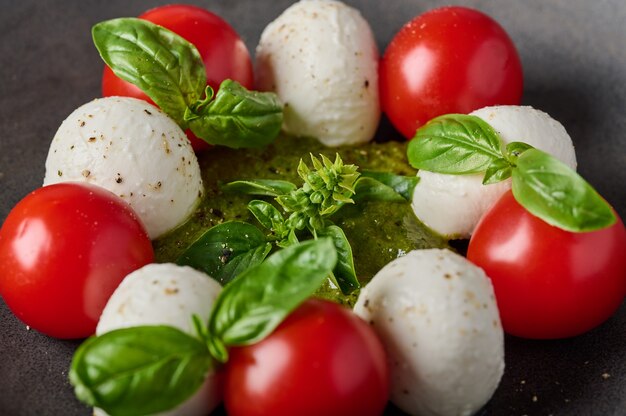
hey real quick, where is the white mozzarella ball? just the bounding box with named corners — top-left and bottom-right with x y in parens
top-left (411, 106), bottom-right (577, 238)
top-left (256, 0), bottom-right (380, 147)
top-left (43, 97), bottom-right (203, 239)
top-left (354, 249), bottom-right (504, 416)
top-left (96, 263), bottom-right (222, 416)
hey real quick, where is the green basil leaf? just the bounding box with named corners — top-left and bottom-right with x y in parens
top-left (505, 141), bottom-right (534, 164)
top-left (354, 177), bottom-right (405, 202)
top-left (92, 18), bottom-right (206, 127)
top-left (361, 170), bottom-right (420, 200)
top-left (177, 221), bottom-right (271, 285)
top-left (217, 244), bottom-right (273, 286)
top-left (512, 148), bottom-right (616, 232)
top-left (407, 114), bottom-right (503, 174)
top-left (186, 80), bottom-right (283, 149)
top-left (482, 158), bottom-right (513, 185)
top-left (70, 326), bottom-right (212, 416)
top-left (208, 238), bottom-right (337, 351)
top-left (318, 225), bottom-right (360, 294)
top-left (248, 200), bottom-right (287, 233)
top-left (222, 179), bottom-right (297, 196)
top-left (277, 228), bottom-right (300, 248)
top-left (356, 170), bottom-right (420, 201)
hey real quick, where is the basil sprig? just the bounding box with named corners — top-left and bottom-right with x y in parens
top-left (180, 153), bottom-right (418, 294)
top-left (185, 81), bottom-right (283, 148)
top-left (92, 18), bottom-right (282, 149)
top-left (207, 237), bottom-right (337, 361)
top-left (70, 239), bottom-right (337, 416)
top-left (407, 114), bottom-right (616, 232)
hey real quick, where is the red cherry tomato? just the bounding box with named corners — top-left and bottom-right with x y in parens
top-left (467, 191), bottom-right (626, 339)
top-left (224, 299), bottom-right (389, 416)
top-left (0, 183), bottom-right (154, 339)
top-left (380, 6), bottom-right (523, 138)
top-left (102, 4), bottom-right (254, 151)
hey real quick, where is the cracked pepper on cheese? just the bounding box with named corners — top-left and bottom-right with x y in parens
top-left (43, 97), bottom-right (203, 239)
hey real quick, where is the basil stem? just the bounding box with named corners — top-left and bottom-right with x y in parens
top-left (70, 326), bottom-right (212, 416)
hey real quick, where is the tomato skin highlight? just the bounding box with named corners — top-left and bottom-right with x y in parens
top-left (0, 183), bottom-right (154, 339)
top-left (101, 4), bottom-right (254, 151)
top-left (380, 6), bottom-right (523, 139)
top-left (224, 298), bottom-right (389, 416)
top-left (468, 191), bottom-right (626, 339)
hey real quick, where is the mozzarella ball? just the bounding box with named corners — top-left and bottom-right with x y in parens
top-left (411, 106), bottom-right (577, 238)
top-left (43, 97), bottom-right (203, 239)
top-left (256, 0), bottom-right (380, 146)
top-left (95, 263), bottom-right (222, 416)
top-left (354, 249), bottom-right (504, 416)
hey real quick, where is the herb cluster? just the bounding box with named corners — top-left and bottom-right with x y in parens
top-left (70, 239), bottom-right (337, 416)
top-left (407, 114), bottom-right (615, 232)
top-left (177, 153), bottom-right (419, 294)
top-left (92, 18), bottom-right (283, 149)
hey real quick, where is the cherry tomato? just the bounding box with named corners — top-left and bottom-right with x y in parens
top-left (467, 191), bottom-right (626, 339)
top-left (102, 4), bottom-right (254, 151)
top-left (0, 183), bottom-right (154, 339)
top-left (380, 6), bottom-right (523, 138)
top-left (224, 299), bottom-right (389, 416)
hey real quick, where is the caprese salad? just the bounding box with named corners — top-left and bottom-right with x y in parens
top-left (0, 1), bottom-right (625, 416)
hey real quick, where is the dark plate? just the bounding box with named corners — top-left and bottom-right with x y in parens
top-left (1, 1), bottom-right (625, 415)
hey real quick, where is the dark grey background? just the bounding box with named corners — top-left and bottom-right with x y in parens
top-left (1, 1), bottom-right (625, 415)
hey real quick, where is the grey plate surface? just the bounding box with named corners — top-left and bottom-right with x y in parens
top-left (1, 1), bottom-right (625, 415)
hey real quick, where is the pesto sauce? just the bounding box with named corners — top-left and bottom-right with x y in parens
top-left (153, 134), bottom-right (449, 305)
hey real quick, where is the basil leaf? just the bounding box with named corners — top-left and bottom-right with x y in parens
top-left (208, 238), bottom-right (337, 351)
top-left (482, 158), bottom-right (512, 185)
top-left (407, 114), bottom-right (503, 174)
top-left (361, 170), bottom-right (419, 200)
top-left (177, 221), bottom-right (271, 285)
top-left (318, 225), bottom-right (360, 294)
top-left (505, 141), bottom-right (534, 164)
top-left (358, 170), bottom-right (420, 201)
top-left (277, 228), bottom-right (300, 248)
top-left (70, 326), bottom-right (212, 416)
top-left (222, 179), bottom-right (296, 196)
top-left (248, 199), bottom-right (288, 235)
top-left (354, 177), bottom-right (406, 202)
top-left (186, 80), bottom-right (283, 149)
top-left (512, 148), bottom-right (616, 232)
top-left (92, 18), bottom-right (206, 127)
top-left (217, 244), bottom-right (273, 286)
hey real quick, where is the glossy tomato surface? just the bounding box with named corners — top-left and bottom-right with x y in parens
top-left (224, 298), bottom-right (389, 416)
top-left (102, 4), bottom-right (254, 151)
top-left (380, 6), bottom-right (523, 138)
top-left (468, 191), bottom-right (626, 339)
top-left (0, 183), bottom-right (154, 339)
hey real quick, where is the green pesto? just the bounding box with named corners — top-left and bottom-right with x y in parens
top-left (153, 134), bottom-right (449, 305)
